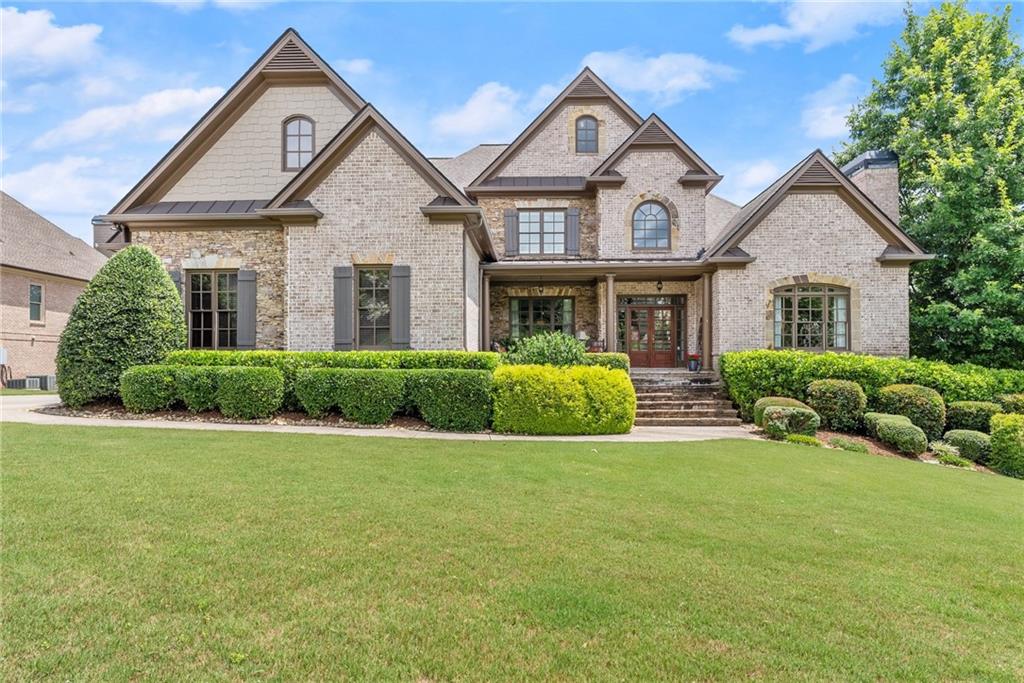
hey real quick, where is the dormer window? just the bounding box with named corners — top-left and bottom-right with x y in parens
top-left (575, 116), bottom-right (598, 154)
top-left (283, 116), bottom-right (314, 170)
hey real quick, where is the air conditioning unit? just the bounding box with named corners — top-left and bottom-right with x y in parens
top-left (5, 378), bottom-right (26, 389)
top-left (25, 377), bottom-right (40, 390)
top-left (28, 375), bottom-right (58, 390)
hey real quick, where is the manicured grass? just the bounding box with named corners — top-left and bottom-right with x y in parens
top-left (0, 389), bottom-right (57, 396)
top-left (3, 424), bottom-right (1022, 681)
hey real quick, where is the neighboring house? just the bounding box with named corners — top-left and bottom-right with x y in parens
top-left (1, 192), bottom-right (107, 381)
top-left (94, 29), bottom-right (931, 369)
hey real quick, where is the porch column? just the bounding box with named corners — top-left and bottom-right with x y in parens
top-left (701, 273), bottom-right (712, 369)
top-left (482, 272), bottom-right (491, 351)
top-left (605, 273), bottom-right (616, 352)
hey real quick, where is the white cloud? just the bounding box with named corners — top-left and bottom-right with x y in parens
top-left (717, 159), bottom-right (782, 204)
top-left (801, 74), bottom-right (861, 139)
top-left (335, 58), bottom-right (374, 77)
top-left (0, 8), bottom-right (102, 77)
top-left (728, 2), bottom-right (904, 52)
top-left (431, 82), bottom-right (532, 146)
top-left (581, 49), bottom-right (738, 105)
top-left (34, 86), bottom-right (225, 149)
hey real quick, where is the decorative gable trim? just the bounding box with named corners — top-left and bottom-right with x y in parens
top-left (107, 28), bottom-right (366, 215)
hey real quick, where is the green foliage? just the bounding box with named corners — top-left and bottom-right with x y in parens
top-left (174, 366), bottom-right (222, 413)
top-left (56, 246), bottom-right (186, 407)
top-left (405, 370), bottom-right (493, 432)
top-left (719, 350), bottom-right (1024, 420)
top-left (828, 436), bottom-right (870, 453)
top-left (878, 384), bottom-right (946, 440)
top-left (294, 369), bottom-right (406, 424)
top-left (785, 434), bottom-right (823, 448)
top-left (989, 413), bottom-right (1024, 478)
top-left (492, 365), bottom-right (635, 435)
top-left (753, 396), bottom-right (811, 426)
top-left (876, 417), bottom-right (929, 456)
top-left (504, 332), bottom-right (587, 367)
top-left (119, 365), bottom-right (177, 413)
top-left (997, 393), bottom-right (1024, 413)
top-left (931, 442), bottom-right (974, 469)
top-left (864, 412), bottom-right (913, 438)
top-left (216, 367), bottom-right (284, 420)
top-left (762, 406), bottom-right (820, 440)
top-left (579, 353), bottom-right (631, 372)
top-left (946, 401), bottom-right (1003, 433)
top-left (943, 430), bottom-right (992, 463)
top-left (838, 2), bottom-right (1024, 368)
top-left (806, 379), bottom-right (867, 432)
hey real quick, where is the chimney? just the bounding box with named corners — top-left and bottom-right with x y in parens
top-left (841, 150), bottom-right (899, 223)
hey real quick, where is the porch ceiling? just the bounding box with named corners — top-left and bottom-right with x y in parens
top-left (482, 260), bottom-right (709, 283)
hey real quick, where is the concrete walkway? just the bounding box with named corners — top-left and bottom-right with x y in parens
top-left (1, 394), bottom-right (755, 442)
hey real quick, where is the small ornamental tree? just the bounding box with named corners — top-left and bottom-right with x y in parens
top-left (57, 246), bottom-right (186, 407)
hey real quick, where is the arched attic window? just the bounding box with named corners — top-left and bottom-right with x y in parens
top-left (773, 284), bottom-right (850, 351)
top-left (282, 115), bottom-right (314, 171)
top-left (632, 201), bottom-right (670, 250)
top-left (575, 115), bottom-right (598, 153)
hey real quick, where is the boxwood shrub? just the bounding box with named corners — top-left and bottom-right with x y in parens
top-left (875, 417), bottom-right (928, 455)
top-left (997, 393), bottom-right (1024, 414)
top-left (943, 429), bottom-right (991, 463)
top-left (504, 332), bottom-right (586, 366)
top-left (405, 369), bottom-right (492, 431)
top-left (580, 353), bottom-right (630, 372)
top-left (761, 406), bottom-right (820, 440)
top-left (294, 369), bottom-right (406, 424)
top-left (216, 367), bottom-right (284, 420)
top-left (877, 384), bottom-right (946, 440)
top-left (989, 414), bottom-right (1024, 478)
top-left (174, 366), bottom-right (222, 413)
top-left (946, 401), bottom-right (1002, 433)
top-left (120, 365), bottom-right (177, 413)
top-left (753, 396), bottom-right (811, 426)
top-left (492, 365), bottom-right (635, 435)
top-left (805, 379), bottom-right (866, 432)
top-left (864, 412), bottom-right (913, 438)
top-left (719, 350), bottom-right (1024, 418)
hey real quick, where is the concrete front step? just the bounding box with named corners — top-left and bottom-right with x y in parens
top-left (636, 400), bottom-right (736, 410)
top-left (634, 416), bottom-right (744, 427)
top-left (637, 409), bottom-right (737, 418)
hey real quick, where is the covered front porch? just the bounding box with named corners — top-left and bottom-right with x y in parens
top-left (481, 261), bottom-right (715, 369)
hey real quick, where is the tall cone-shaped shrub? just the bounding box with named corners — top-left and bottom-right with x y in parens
top-left (57, 246), bottom-right (186, 407)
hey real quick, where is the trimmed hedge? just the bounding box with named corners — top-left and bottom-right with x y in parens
top-left (753, 396), bottom-right (810, 426)
top-left (294, 369), bottom-right (406, 424)
top-left (216, 367), bottom-right (284, 419)
top-left (492, 365), bottom-right (635, 435)
top-left (405, 369), bottom-right (492, 432)
top-left (762, 406), bottom-right (820, 440)
top-left (174, 366), bottom-right (221, 413)
top-left (806, 379), bottom-right (866, 432)
top-left (120, 365), bottom-right (177, 413)
top-left (946, 401), bottom-right (1002, 433)
top-left (719, 350), bottom-right (1024, 419)
top-left (989, 414), bottom-right (1024, 479)
top-left (580, 353), bottom-right (630, 372)
top-left (943, 430), bottom-right (991, 463)
top-left (864, 412), bottom-right (913, 438)
top-left (877, 384), bottom-right (946, 441)
top-left (997, 393), bottom-right (1024, 414)
top-left (876, 417), bottom-right (928, 455)
top-left (505, 332), bottom-right (585, 366)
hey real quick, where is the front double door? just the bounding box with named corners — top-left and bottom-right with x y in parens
top-left (626, 305), bottom-right (676, 368)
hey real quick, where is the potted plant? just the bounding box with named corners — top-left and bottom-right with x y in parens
top-left (687, 353), bottom-right (701, 371)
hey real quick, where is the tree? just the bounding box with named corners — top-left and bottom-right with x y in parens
top-left (837, 1), bottom-right (1024, 368)
top-left (57, 246), bottom-right (187, 407)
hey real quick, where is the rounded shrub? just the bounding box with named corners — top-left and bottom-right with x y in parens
top-left (505, 332), bottom-right (586, 367)
top-left (877, 384), bottom-right (946, 440)
top-left (946, 401), bottom-right (1002, 433)
top-left (761, 406), bottom-right (820, 440)
top-left (806, 379), bottom-right (867, 432)
top-left (175, 366), bottom-right (222, 413)
top-left (406, 369), bottom-right (493, 432)
top-left (989, 414), bottom-right (1024, 478)
top-left (875, 417), bottom-right (928, 455)
top-left (753, 396), bottom-right (810, 426)
top-left (997, 393), bottom-right (1024, 414)
top-left (864, 411), bottom-right (913, 438)
top-left (567, 365), bottom-right (636, 435)
top-left (216, 367), bottom-right (284, 420)
top-left (119, 365), bottom-right (177, 413)
top-left (294, 369), bottom-right (406, 424)
top-left (57, 246), bottom-right (186, 407)
top-left (579, 353), bottom-right (630, 372)
top-left (943, 430), bottom-right (991, 463)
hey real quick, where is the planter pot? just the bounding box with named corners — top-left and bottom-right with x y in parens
top-left (688, 359), bottom-right (701, 372)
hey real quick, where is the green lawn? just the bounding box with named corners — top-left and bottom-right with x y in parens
top-left (0, 389), bottom-right (57, 396)
top-left (3, 424), bottom-right (1022, 681)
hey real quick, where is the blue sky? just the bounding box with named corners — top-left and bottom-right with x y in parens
top-left (0, 1), bottom-right (968, 241)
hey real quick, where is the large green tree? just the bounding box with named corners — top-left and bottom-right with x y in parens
top-left (837, 1), bottom-right (1024, 368)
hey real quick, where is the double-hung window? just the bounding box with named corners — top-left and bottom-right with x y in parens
top-left (28, 284), bottom-right (43, 322)
top-left (188, 271), bottom-right (238, 349)
top-left (518, 210), bottom-right (566, 255)
top-left (357, 267), bottom-right (391, 348)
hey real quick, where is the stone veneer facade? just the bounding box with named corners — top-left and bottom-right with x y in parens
top-left (478, 195), bottom-right (599, 260)
top-left (489, 284), bottom-right (600, 344)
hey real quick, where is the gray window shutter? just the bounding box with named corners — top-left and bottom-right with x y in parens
top-left (390, 265), bottom-right (411, 349)
top-left (504, 208), bottom-right (519, 257)
top-left (566, 207), bottom-right (580, 256)
top-left (334, 266), bottom-right (354, 350)
top-left (169, 270), bottom-right (183, 299)
top-left (237, 270), bottom-right (257, 350)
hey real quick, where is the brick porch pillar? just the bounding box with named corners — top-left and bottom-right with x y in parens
top-left (482, 272), bottom-right (491, 351)
top-left (605, 273), bottom-right (616, 352)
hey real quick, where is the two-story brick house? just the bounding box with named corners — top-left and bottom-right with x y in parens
top-left (94, 29), bottom-right (931, 369)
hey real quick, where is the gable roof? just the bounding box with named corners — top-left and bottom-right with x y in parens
top-left (268, 104), bottom-right (473, 209)
top-left (591, 114), bottom-right (721, 192)
top-left (468, 68), bottom-right (645, 187)
top-left (1, 192), bottom-right (107, 281)
top-left (108, 28), bottom-right (366, 214)
top-left (706, 150), bottom-right (929, 260)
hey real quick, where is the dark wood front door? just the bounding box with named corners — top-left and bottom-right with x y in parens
top-left (626, 305), bottom-right (675, 367)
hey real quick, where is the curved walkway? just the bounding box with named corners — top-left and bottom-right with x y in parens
top-left (1, 394), bottom-right (755, 442)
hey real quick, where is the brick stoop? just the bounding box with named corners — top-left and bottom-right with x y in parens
top-left (630, 369), bottom-right (742, 427)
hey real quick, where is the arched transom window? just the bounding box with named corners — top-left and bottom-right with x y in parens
top-left (575, 115), bottom-right (598, 153)
top-left (773, 285), bottom-right (849, 351)
top-left (283, 116), bottom-right (314, 170)
top-left (632, 201), bottom-right (670, 250)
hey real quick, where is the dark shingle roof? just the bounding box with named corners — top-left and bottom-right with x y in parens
top-left (1, 192), bottom-right (107, 281)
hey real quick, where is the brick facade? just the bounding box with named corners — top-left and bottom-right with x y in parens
top-left (847, 165), bottom-right (900, 222)
top-left (0, 267), bottom-right (85, 379)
